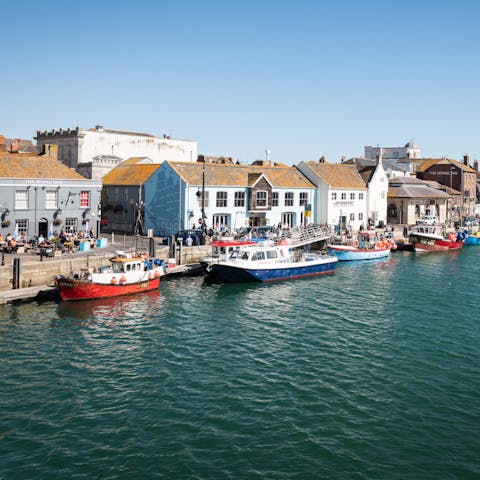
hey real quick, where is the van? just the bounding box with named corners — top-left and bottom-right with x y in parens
top-left (416, 215), bottom-right (438, 225)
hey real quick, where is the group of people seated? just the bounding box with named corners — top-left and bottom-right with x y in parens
top-left (0, 227), bottom-right (96, 254)
top-left (0, 232), bottom-right (21, 253)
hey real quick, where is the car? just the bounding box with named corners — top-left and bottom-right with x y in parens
top-left (416, 215), bottom-right (438, 225)
top-left (462, 217), bottom-right (479, 227)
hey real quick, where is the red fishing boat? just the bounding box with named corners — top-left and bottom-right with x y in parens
top-left (409, 225), bottom-right (464, 252)
top-left (55, 251), bottom-right (166, 301)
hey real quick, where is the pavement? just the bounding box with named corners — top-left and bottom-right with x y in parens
top-left (0, 235), bottom-right (170, 267)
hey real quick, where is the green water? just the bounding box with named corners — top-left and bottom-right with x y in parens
top-left (1, 250), bottom-right (479, 479)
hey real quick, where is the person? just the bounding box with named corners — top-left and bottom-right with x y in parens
top-left (403, 225), bottom-right (408, 238)
top-left (88, 228), bottom-right (95, 239)
top-left (185, 235), bottom-right (193, 247)
top-left (37, 234), bottom-right (45, 245)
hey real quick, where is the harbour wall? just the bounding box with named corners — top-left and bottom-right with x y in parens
top-left (0, 245), bottom-right (211, 292)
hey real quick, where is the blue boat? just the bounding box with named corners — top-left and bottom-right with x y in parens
top-left (465, 233), bottom-right (480, 245)
top-left (205, 240), bottom-right (337, 283)
top-left (327, 230), bottom-right (394, 261)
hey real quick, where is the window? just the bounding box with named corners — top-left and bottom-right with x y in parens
top-left (359, 213), bottom-right (364, 221)
top-left (124, 189), bottom-right (129, 201)
top-left (15, 190), bottom-right (28, 210)
top-left (341, 193), bottom-right (346, 200)
top-left (350, 193), bottom-right (355, 200)
top-left (197, 191), bottom-right (209, 208)
top-left (299, 192), bottom-right (308, 206)
top-left (285, 192), bottom-right (294, 206)
top-left (256, 191), bottom-right (267, 207)
top-left (266, 250), bottom-right (277, 259)
top-left (350, 213), bottom-right (355, 221)
top-left (331, 192), bottom-right (337, 200)
top-left (114, 187), bottom-right (119, 200)
top-left (16, 219), bottom-right (28, 236)
top-left (216, 191), bottom-right (228, 208)
top-left (65, 218), bottom-right (78, 233)
top-left (272, 192), bottom-right (279, 207)
top-left (45, 190), bottom-right (58, 209)
top-left (252, 251), bottom-right (265, 261)
top-left (234, 191), bottom-right (245, 207)
top-left (359, 193), bottom-right (364, 200)
top-left (80, 191), bottom-right (90, 208)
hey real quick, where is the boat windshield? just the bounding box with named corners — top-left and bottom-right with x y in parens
top-left (111, 262), bottom-right (125, 273)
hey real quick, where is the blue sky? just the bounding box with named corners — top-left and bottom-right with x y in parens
top-left (2, 0), bottom-right (480, 164)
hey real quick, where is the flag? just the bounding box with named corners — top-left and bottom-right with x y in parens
top-left (48, 222), bottom-right (54, 238)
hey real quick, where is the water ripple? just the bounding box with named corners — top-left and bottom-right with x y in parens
top-left (1, 252), bottom-right (479, 478)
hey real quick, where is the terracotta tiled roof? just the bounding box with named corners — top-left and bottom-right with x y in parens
top-left (416, 158), bottom-right (477, 173)
top-left (167, 161), bottom-right (315, 188)
top-left (357, 165), bottom-right (376, 185)
top-left (301, 162), bottom-right (366, 189)
top-left (102, 162), bottom-right (162, 185)
top-left (0, 152), bottom-right (87, 180)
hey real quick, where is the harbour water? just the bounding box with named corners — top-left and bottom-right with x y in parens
top-left (1, 249), bottom-right (479, 479)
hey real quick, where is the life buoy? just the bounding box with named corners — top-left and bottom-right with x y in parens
top-left (154, 270), bottom-right (161, 277)
top-left (119, 275), bottom-right (127, 283)
top-left (110, 276), bottom-right (117, 284)
top-left (352, 240), bottom-right (359, 248)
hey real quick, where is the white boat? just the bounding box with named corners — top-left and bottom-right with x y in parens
top-left (205, 240), bottom-right (337, 283)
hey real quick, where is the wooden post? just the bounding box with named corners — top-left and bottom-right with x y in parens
top-left (12, 257), bottom-right (21, 289)
top-left (149, 237), bottom-right (155, 258)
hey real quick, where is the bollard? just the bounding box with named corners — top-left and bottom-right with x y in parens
top-left (1, 251), bottom-right (4, 266)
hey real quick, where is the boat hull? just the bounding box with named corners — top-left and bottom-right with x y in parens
top-left (434, 239), bottom-right (464, 250)
top-left (207, 258), bottom-right (337, 283)
top-left (55, 276), bottom-right (161, 301)
top-left (327, 246), bottom-right (390, 261)
top-left (464, 236), bottom-right (480, 245)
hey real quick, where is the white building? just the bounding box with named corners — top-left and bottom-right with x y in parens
top-left (35, 125), bottom-right (197, 180)
top-left (153, 161), bottom-right (316, 235)
top-left (365, 140), bottom-right (421, 162)
top-left (297, 161), bottom-right (368, 231)
top-left (356, 156), bottom-right (389, 226)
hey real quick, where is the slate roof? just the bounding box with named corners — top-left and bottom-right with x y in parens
top-left (102, 161), bottom-right (162, 185)
top-left (301, 162), bottom-right (366, 189)
top-left (345, 157), bottom-right (409, 173)
top-left (167, 161), bottom-right (315, 188)
top-left (0, 152), bottom-right (87, 180)
top-left (388, 176), bottom-right (450, 198)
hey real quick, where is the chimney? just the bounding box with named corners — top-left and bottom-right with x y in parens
top-left (319, 156), bottom-right (325, 163)
top-left (376, 147), bottom-right (383, 166)
top-left (474, 159), bottom-right (478, 171)
top-left (464, 154), bottom-right (470, 166)
top-left (341, 155), bottom-right (346, 163)
top-left (0, 134), bottom-right (6, 152)
top-left (10, 139), bottom-right (20, 153)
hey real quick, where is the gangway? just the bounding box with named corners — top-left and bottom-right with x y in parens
top-left (281, 225), bottom-right (332, 248)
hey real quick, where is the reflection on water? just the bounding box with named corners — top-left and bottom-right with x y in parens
top-left (56, 289), bottom-right (164, 322)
